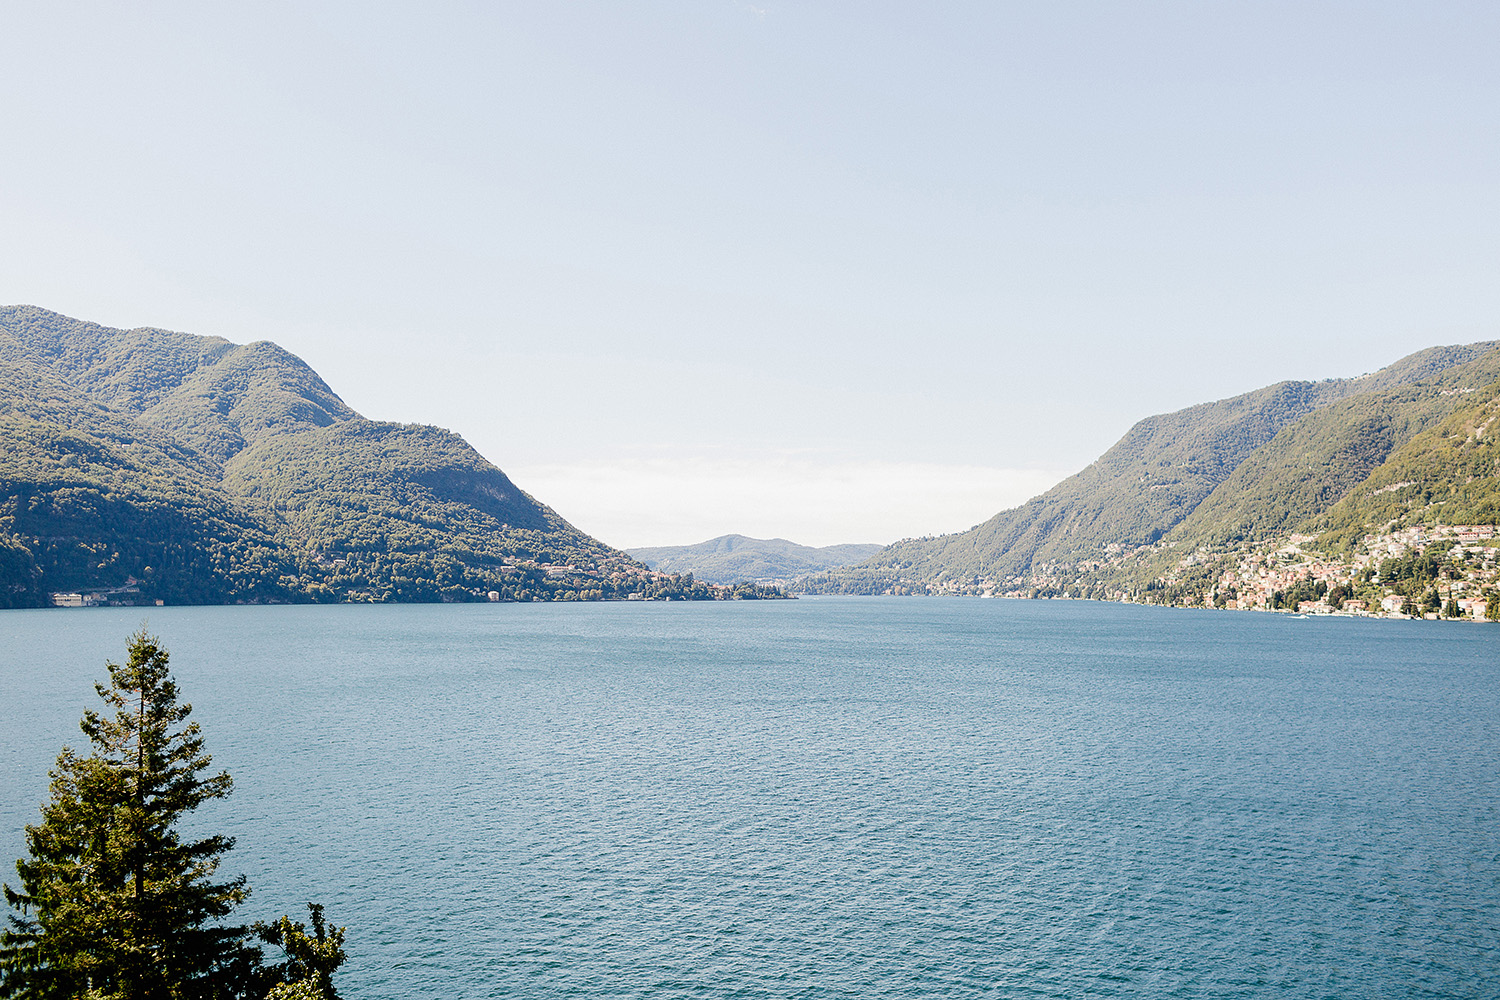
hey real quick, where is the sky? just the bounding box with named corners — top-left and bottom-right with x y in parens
top-left (3, 2), bottom-right (1497, 547)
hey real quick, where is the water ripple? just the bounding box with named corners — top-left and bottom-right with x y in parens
top-left (3, 600), bottom-right (1498, 997)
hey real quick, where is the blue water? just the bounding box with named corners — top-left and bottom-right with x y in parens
top-left (2, 599), bottom-right (1498, 997)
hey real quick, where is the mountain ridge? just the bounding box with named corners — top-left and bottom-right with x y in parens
top-left (0, 305), bottom-right (776, 606)
top-left (629, 535), bottom-right (883, 584)
top-left (806, 340), bottom-right (1500, 600)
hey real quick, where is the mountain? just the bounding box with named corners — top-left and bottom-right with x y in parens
top-left (0, 305), bottom-right (767, 606)
top-left (1312, 380), bottom-right (1500, 541)
top-left (0, 331), bottom-right (298, 607)
top-left (1160, 347), bottom-right (1500, 555)
top-left (628, 535), bottom-right (884, 584)
top-left (807, 340), bottom-right (1500, 597)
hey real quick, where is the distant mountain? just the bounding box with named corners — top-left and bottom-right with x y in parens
top-left (807, 340), bottom-right (1500, 596)
top-left (0, 305), bottom-right (770, 606)
top-left (629, 535), bottom-right (884, 584)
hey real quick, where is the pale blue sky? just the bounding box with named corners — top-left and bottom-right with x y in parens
top-left (4, 3), bottom-right (1497, 545)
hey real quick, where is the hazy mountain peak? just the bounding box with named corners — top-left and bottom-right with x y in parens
top-left (630, 534), bottom-right (884, 584)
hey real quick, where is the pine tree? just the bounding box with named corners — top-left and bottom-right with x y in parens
top-left (256, 904), bottom-right (345, 1000)
top-left (0, 630), bottom-right (266, 999)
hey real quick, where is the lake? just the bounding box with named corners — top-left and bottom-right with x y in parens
top-left (2, 598), bottom-right (1498, 997)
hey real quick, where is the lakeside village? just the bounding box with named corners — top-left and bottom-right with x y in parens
top-left (48, 554), bottom-right (784, 607)
top-left (901, 523), bottom-right (1500, 621)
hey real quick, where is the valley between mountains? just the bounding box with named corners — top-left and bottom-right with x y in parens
top-left (803, 340), bottom-right (1500, 620)
top-left (4, 305), bottom-right (1498, 618)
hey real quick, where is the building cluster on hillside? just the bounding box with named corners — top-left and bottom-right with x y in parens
top-left (1181, 523), bottom-right (1498, 620)
top-left (848, 523), bottom-right (1499, 623)
top-left (51, 554), bottom-right (777, 607)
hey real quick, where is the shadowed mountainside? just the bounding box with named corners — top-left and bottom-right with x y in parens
top-left (0, 337), bottom-right (298, 606)
top-left (0, 305), bottom-right (728, 606)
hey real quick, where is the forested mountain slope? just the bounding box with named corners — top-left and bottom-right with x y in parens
top-left (812, 341), bottom-right (1498, 592)
top-left (139, 340), bottom-right (358, 464)
top-left (1313, 382), bottom-right (1500, 542)
top-left (1122, 378), bottom-right (1500, 614)
top-left (0, 305), bottom-right (723, 606)
top-left (0, 305), bottom-right (358, 463)
top-left (223, 420), bottom-right (615, 601)
top-left (0, 305), bottom-right (238, 411)
top-left (1162, 347), bottom-right (1500, 554)
top-left (0, 347), bottom-right (298, 607)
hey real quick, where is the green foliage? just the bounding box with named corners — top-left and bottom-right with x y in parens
top-left (0, 306), bottom-right (355, 466)
top-left (138, 342), bottom-right (358, 465)
top-left (0, 366), bottom-right (304, 606)
top-left (0, 631), bottom-right (263, 999)
top-left (223, 419), bottom-right (634, 602)
top-left (0, 632), bottom-right (349, 999)
top-left (1269, 574), bottom-right (1326, 610)
top-left (1314, 386), bottom-right (1500, 544)
top-left (0, 305), bottom-right (236, 416)
top-left (1, 306), bottom-right (753, 604)
top-left (1161, 349), bottom-right (1500, 554)
top-left (255, 905), bottom-right (345, 1000)
top-left (0, 534), bottom-right (44, 609)
top-left (724, 581), bottom-right (786, 599)
top-left (1377, 547), bottom-right (1452, 597)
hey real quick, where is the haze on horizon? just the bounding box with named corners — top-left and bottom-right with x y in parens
top-left (3, 2), bottom-right (1497, 548)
